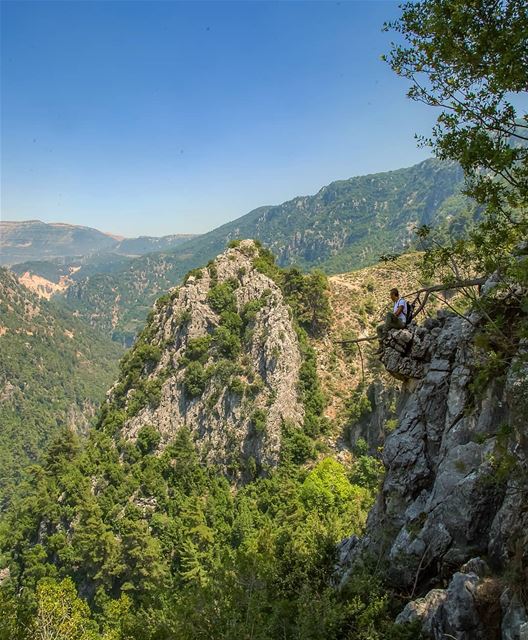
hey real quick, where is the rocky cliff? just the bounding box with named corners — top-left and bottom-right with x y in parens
top-left (337, 304), bottom-right (528, 639)
top-left (102, 240), bottom-right (304, 483)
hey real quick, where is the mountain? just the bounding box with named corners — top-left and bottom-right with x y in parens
top-left (0, 241), bottom-right (387, 638)
top-left (0, 219), bottom-right (196, 266)
top-left (59, 158), bottom-right (474, 343)
top-left (102, 239), bottom-right (306, 484)
top-left (179, 158), bottom-right (469, 273)
top-left (0, 268), bottom-right (123, 506)
top-left (1, 241), bottom-right (525, 639)
top-left (0, 220), bottom-right (117, 265)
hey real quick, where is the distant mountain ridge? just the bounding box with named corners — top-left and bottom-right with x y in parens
top-left (56, 158), bottom-right (474, 343)
top-left (0, 219), bottom-right (197, 266)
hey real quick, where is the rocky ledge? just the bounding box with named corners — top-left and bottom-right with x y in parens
top-left (337, 310), bottom-right (528, 640)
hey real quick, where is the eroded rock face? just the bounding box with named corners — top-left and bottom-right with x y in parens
top-left (396, 558), bottom-right (506, 640)
top-left (337, 309), bottom-right (528, 639)
top-left (111, 240), bottom-right (304, 482)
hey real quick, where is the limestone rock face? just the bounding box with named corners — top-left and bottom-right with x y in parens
top-left (396, 559), bottom-right (504, 640)
top-left (337, 308), bottom-right (528, 639)
top-left (111, 240), bottom-right (304, 482)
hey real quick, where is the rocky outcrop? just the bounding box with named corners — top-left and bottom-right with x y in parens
top-left (112, 240), bottom-right (304, 482)
top-left (337, 308), bottom-right (528, 639)
top-left (395, 558), bottom-right (503, 640)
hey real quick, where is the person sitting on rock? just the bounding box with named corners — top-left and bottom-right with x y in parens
top-left (376, 288), bottom-right (408, 343)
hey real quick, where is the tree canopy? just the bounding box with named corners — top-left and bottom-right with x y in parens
top-left (384, 0), bottom-right (527, 279)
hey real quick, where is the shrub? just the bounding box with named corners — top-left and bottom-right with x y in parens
top-left (183, 268), bottom-right (203, 283)
top-left (184, 336), bottom-right (211, 363)
top-left (136, 425), bottom-right (161, 455)
top-left (251, 409), bottom-right (267, 435)
top-left (219, 311), bottom-right (243, 334)
top-left (211, 326), bottom-right (241, 359)
top-left (183, 362), bottom-right (207, 398)
top-left (207, 283), bottom-right (237, 314)
top-left (228, 377), bottom-right (246, 396)
top-left (281, 422), bottom-right (316, 465)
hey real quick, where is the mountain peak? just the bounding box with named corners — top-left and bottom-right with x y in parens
top-left (101, 239), bottom-right (304, 483)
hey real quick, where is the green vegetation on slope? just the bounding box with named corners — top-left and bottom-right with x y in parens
top-left (0, 252), bottom-right (420, 640)
top-left (0, 268), bottom-right (123, 507)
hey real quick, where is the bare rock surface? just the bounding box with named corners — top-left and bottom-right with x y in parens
top-left (337, 307), bottom-right (528, 639)
top-left (111, 240), bottom-right (304, 482)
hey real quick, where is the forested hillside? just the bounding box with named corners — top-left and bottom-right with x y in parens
top-left (0, 268), bottom-right (123, 506)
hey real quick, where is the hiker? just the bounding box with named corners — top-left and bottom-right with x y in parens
top-left (376, 288), bottom-right (408, 342)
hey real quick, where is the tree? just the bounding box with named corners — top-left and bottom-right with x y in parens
top-left (31, 577), bottom-right (100, 640)
top-left (384, 0), bottom-right (527, 278)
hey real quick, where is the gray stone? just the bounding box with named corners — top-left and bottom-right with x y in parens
top-left (396, 589), bottom-right (447, 637)
top-left (501, 589), bottom-right (528, 640)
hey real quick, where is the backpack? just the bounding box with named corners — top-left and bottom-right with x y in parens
top-left (405, 300), bottom-right (414, 327)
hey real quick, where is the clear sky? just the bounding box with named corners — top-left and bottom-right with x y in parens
top-left (1, 0), bottom-right (438, 237)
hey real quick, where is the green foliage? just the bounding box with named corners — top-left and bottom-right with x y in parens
top-left (183, 361), bottom-right (208, 398)
top-left (384, 0), bottom-right (527, 221)
top-left (301, 458), bottom-right (359, 516)
top-left (182, 336), bottom-right (211, 365)
top-left (283, 268), bottom-right (332, 337)
top-left (386, 0), bottom-right (528, 311)
top-left (0, 386), bottom-right (398, 640)
top-left (31, 577), bottom-right (100, 640)
top-left (281, 421), bottom-right (317, 465)
top-left (0, 268), bottom-right (122, 506)
top-left (136, 426), bottom-right (161, 456)
top-left (350, 455), bottom-right (385, 495)
top-left (297, 328), bottom-right (328, 438)
top-left (207, 282), bottom-right (237, 314)
top-left (211, 325), bottom-right (241, 359)
top-left (184, 267), bottom-right (203, 282)
top-left (346, 389), bottom-right (372, 425)
top-left (251, 409), bottom-right (267, 435)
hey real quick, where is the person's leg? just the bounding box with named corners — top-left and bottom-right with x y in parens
top-left (377, 313), bottom-right (405, 352)
top-left (386, 312), bottom-right (405, 331)
top-left (377, 312), bottom-right (394, 345)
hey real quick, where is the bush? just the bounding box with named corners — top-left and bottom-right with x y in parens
top-left (136, 425), bottom-right (161, 455)
top-left (219, 311), bottom-right (243, 334)
top-left (281, 422), bottom-right (316, 465)
top-left (301, 458), bottom-right (357, 514)
top-left (211, 326), bottom-right (241, 359)
top-left (207, 283), bottom-right (237, 314)
top-left (184, 336), bottom-right (211, 364)
top-left (183, 362), bottom-right (207, 398)
top-left (228, 377), bottom-right (246, 396)
top-left (251, 409), bottom-right (267, 435)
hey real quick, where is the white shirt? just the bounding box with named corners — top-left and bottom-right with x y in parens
top-left (393, 298), bottom-right (407, 324)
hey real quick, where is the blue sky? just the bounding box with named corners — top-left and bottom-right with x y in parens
top-left (1, 0), bottom-right (438, 237)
